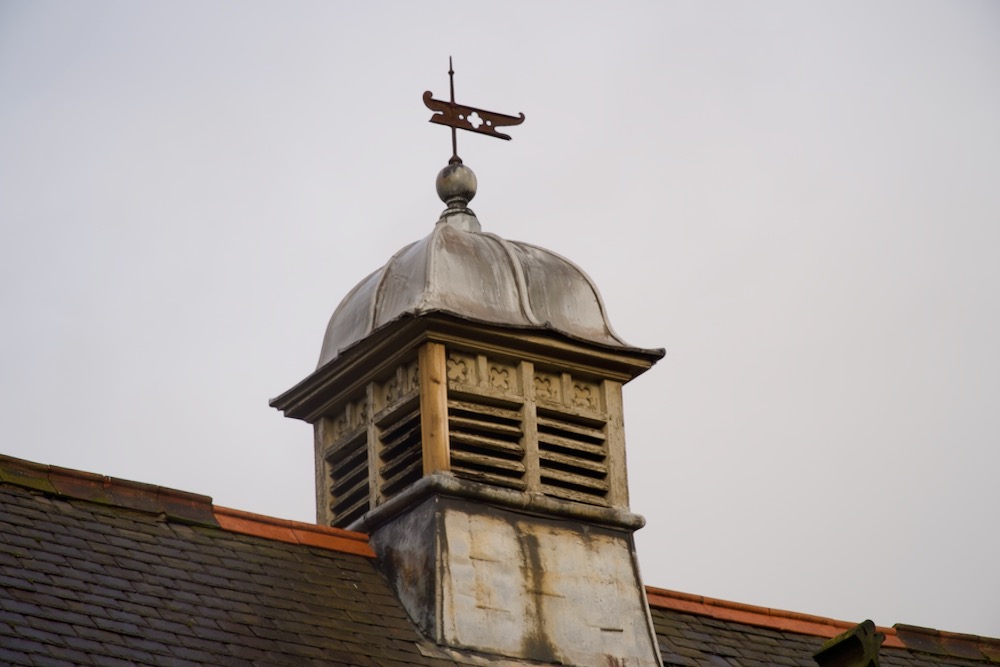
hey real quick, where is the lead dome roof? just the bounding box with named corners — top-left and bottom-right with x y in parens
top-left (317, 163), bottom-right (638, 368)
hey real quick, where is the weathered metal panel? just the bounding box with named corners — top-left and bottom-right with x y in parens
top-left (373, 494), bottom-right (661, 667)
top-left (316, 219), bottom-right (646, 368)
top-left (369, 496), bottom-right (440, 639)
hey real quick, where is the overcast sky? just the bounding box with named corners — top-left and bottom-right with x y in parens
top-left (2, 1), bottom-right (998, 638)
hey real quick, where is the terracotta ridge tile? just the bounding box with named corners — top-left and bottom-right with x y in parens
top-left (645, 586), bottom-right (903, 648)
top-left (0, 453), bottom-right (217, 526)
top-left (214, 505), bottom-right (375, 558)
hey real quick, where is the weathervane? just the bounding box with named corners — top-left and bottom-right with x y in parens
top-left (424, 57), bottom-right (525, 164)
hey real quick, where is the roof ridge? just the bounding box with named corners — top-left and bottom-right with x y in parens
top-left (645, 586), bottom-right (1000, 659)
top-left (0, 453), bottom-right (218, 526)
top-left (214, 505), bottom-right (374, 557)
top-left (0, 453), bottom-right (374, 559)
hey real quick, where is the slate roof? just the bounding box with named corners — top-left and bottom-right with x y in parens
top-left (2, 453), bottom-right (998, 667)
top-left (0, 454), bottom-right (469, 667)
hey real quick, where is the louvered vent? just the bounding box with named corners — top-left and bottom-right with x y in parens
top-left (537, 409), bottom-right (609, 506)
top-left (328, 434), bottom-right (369, 527)
top-left (378, 402), bottom-right (423, 499)
top-left (448, 398), bottom-right (526, 491)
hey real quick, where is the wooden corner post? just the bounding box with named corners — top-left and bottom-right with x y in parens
top-left (419, 341), bottom-right (450, 475)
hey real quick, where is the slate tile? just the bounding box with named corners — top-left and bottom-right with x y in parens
top-left (0, 503), bottom-right (48, 525)
top-left (44, 572), bottom-right (92, 594)
top-left (151, 656), bottom-right (204, 667)
top-left (738, 647), bottom-right (781, 661)
top-left (0, 560), bottom-right (51, 588)
top-left (660, 644), bottom-right (698, 666)
top-left (20, 582), bottom-right (81, 608)
top-left (327, 556), bottom-right (374, 573)
top-left (214, 620), bottom-right (254, 637)
top-left (188, 623), bottom-right (239, 644)
top-left (0, 572), bottom-right (38, 593)
top-left (223, 642), bottom-right (269, 661)
top-left (65, 558), bottom-right (109, 576)
top-left (63, 598), bottom-right (112, 620)
top-left (0, 646), bottom-right (33, 665)
top-left (78, 590), bottom-right (125, 609)
top-left (0, 549), bottom-right (21, 568)
top-left (0, 595), bottom-right (44, 618)
top-left (26, 615), bottom-right (76, 639)
top-left (747, 634), bottom-right (780, 647)
top-left (201, 596), bottom-right (255, 615)
top-left (132, 581), bottom-right (200, 604)
top-left (85, 577), bottom-right (135, 600)
top-left (17, 624), bottom-right (68, 649)
top-left (322, 647), bottom-right (372, 666)
top-left (176, 632), bottom-right (229, 654)
top-left (17, 558), bottom-right (66, 578)
top-left (672, 635), bottom-right (713, 652)
top-left (379, 645), bottom-right (438, 662)
top-left (165, 644), bottom-right (216, 664)
top-left (144, 564), bottom-right (189, 581)
top-left (45, 644), bottom-right (99, 665)
top-left (90, 655), bottom-right (138, 667)
top-left (2, 523), bottom-right (55, 544)
top-left (216, 557), bottom-right (264, 574)
top-left (0, 609), bottom-right (26, 635)
top-left (26, 654), bottom-right (80, 667)
top-left (296, 602), bottom-right (351, 624)
top-left (213, 586), bottom-right (259, 605)
top-left (167, 578), bottom-right (218, 598)
top-left (387, 637), bottom-right (423, 654)
top-left (1, 533), bottom-right (41, 551)
top-left (708, 643), bottom-right (743, 658)
top-left (227, 632), bottom-right (284, 652)
top-left (93, 616), bottom-right (142, 637)
top-left (135, 628), bottom-right (180, 651)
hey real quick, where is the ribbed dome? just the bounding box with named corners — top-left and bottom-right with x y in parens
top-left (318, 220), bottom-right (631, 367)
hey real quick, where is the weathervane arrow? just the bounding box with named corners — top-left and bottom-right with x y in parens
top-left (424, 57), bottom-right (525, 163)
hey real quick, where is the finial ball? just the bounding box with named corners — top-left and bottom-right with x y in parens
top-left (436, 162), bottom-right (477, 206)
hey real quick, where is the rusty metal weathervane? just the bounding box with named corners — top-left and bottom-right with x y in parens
top-left (424, 58), bottom-right (525, 165)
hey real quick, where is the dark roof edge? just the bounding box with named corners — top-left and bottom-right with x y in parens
top-left (0, 453), bottom-right (219, 527)
top-left (645, 587), bottom-right (1000, 661)
top-left (0, 453), bottom-right (374, 559)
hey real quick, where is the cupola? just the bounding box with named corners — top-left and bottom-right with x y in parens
top-left (271, 68), bottom-right (664, 667)
top-left (273, 162), bottom-right (662, 530)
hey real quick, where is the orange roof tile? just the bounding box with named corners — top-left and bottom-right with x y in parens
top-left (644, 585), bottom-right (898, 643)
top-left (214, 505), bottom-right (374, 557)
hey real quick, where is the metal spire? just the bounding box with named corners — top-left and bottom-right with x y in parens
top-left (423, 57), bottom-right (525, 164)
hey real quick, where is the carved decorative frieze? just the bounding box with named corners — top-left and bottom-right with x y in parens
top-left (489, 364), bottom-right (515, 393)
top-left (350, 396), bottom-right (369, 430)
top-left (329, 411), bottom-right (350, 442)
top-left (533, 372), bottom-right (561, 402)
top-left (447, 353), bottom-right (475, 386)
top-left (572, 381), bottom-right (599, 411)
top-left (382, 376), bottom-right (400, 406)
top-left (406, 360), bottom-right (420, 393)
top-left (375, 359), bottom-right (421, 413)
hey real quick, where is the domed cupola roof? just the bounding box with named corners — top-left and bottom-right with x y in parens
top-left (318, 163), bottom-right (632, 367)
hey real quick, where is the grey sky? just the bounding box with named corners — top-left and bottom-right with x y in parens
top-left (1, 2), bottom-right (998, 637)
